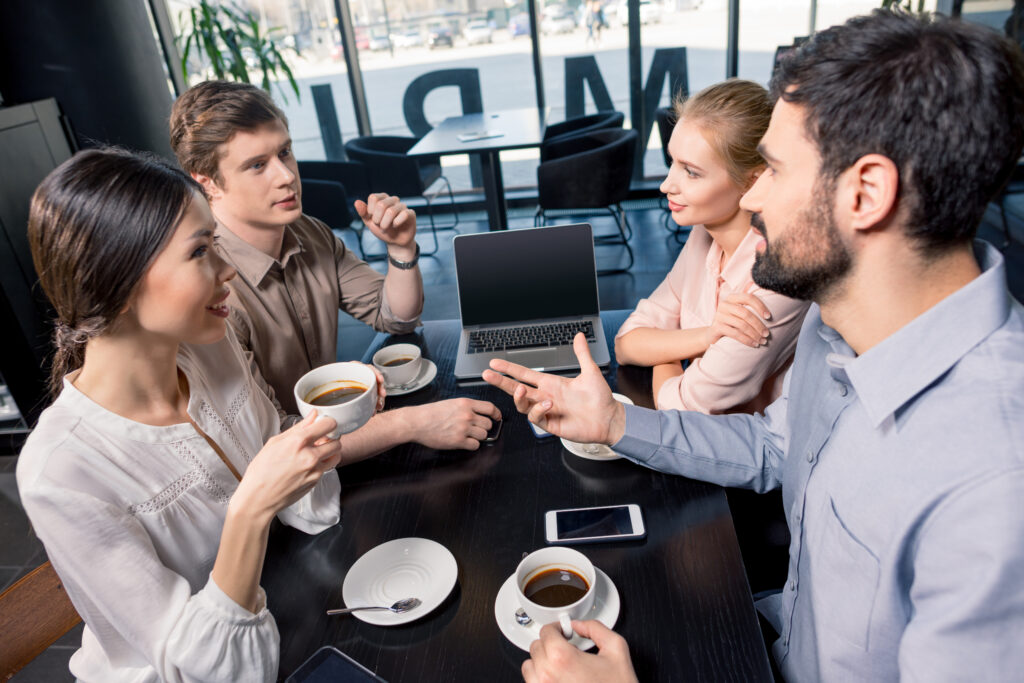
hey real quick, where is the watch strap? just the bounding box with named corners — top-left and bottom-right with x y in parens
top-left (387, 243), bottom-right (420, 270)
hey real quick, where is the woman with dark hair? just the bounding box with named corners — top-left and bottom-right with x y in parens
top-left (17, 147), bottom-right (344, 682)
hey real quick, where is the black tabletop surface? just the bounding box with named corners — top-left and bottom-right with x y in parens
top-left (407, 107), bottom-right (547, 156)
top-left (262, 311), bottom-right (772, 682)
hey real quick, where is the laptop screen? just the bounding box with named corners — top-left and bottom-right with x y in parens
top-left (454, 224), bottom-right (600, 327)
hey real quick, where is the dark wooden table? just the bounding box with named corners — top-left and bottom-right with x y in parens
top-left (262, 311), bottom-right (772, 682)
top-left (407, 107), bottom-right (547, 231)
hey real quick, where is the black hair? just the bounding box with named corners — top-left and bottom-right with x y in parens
top-left (772, 10), bottom-right (1024, 254)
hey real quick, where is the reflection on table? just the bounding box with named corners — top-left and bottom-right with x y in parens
top-left (261, 311), bottom-right (772, 682)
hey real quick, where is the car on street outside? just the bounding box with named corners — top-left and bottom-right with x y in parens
top-left (392, 29), bottom-right (423, 48)
top-left (463, 20), bottom-right (494, 45)
top-left (616, 0), bottom-right (663, 25)
top-left (541, 5), bottom-right (576, 34)
top-left (508, 12), bottom-right (531, 37)
top-left (428, 24), bottom-right (454, 48)
top-left (368, 32), bottom-right (390, 51)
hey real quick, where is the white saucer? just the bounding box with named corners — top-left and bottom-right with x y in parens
top-left (560, 393), bottom-right (634, 461)
top-left (341, 537), bottom-right (457, 626)
top-left (385, 359), bottom-right (437, 397)
top-left (493, 568), bottom-right (620, 652)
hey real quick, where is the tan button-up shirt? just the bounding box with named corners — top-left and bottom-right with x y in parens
top-left (216, 214), bottom-right (421, 417)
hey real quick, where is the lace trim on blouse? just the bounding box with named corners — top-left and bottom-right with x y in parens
top-left (128, 470), bottom-right (203, 515)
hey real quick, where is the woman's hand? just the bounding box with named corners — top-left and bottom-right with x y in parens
top-left (232, 411), bottom-right (343, 522)
top-left (705, 291), bottom-right (772, 348)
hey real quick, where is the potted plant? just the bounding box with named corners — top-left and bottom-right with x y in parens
top-left (177, 0), bottom-right (301, 103)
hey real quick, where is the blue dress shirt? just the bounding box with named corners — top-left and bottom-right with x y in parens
top-left (613, 241), bottom-right (1024, 681)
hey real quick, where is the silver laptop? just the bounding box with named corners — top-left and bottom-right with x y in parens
top-left (453, 223), bottom-right (611, 379)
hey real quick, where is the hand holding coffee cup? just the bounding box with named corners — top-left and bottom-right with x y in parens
top-left (372, 343), bottom-right (423, 389)
top-left (516, 547), bottom-right (596, 639)
top-left (294, 362), bottom-right (378, 439)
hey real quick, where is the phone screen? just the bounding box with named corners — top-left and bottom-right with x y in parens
top-left (555, 506), bottom-right (635, 540)
top-left (286, 646), bottom-right (385, 682)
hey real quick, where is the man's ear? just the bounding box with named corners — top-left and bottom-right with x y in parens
top-left (192, 172), bottom-right (222, 202)
top-left (838, 154), bottom-right (899, 233)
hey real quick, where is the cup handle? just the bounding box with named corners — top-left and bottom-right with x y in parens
top-left (558, 613), bottom-right (574, 640)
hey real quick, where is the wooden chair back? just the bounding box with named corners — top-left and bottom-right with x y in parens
top-left (0, 561), bottom-right (81, 680)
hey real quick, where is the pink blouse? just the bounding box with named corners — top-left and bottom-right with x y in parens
top-left (616, 225), bottom-right (810, 414)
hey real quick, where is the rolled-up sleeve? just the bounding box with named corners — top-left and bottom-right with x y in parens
top-left (334, 237), bottom-right (421, 334)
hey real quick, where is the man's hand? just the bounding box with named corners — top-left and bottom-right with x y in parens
top-left (404, 398), bottom-right (502, 450)
top-left (522, 621), bottom-right (638, 683)
top-left (482, 333), bottom-right (624, 445)
top-left (354, 193), bottom-right (417, 255)
top-left (704, 291), bottom-right (771, 348)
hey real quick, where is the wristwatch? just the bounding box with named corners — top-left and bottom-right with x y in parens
top-left (387, 243), bottom-right (420, 270)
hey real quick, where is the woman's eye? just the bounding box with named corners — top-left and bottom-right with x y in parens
top-left (279, 147), bottom-right (291, 159)
top-left (250, 161), bottom-right (264, 171)
top-left (191, 245), bottom-right (208, 259)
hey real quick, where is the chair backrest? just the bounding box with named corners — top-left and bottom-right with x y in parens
top-left (343, 136), bottom-right (429, 196)
top-left (537, 128), bottom-right (639, 209)
top-left (542, 111), bottom-right (624, 144)
top-left (298, 160), bottom-right (371, 204)
top-left (654, 106), bottom-right (676, 168)
top-left (0, 561), bottom-right (81, 679)
top-left (300, 179), bottom-right (354, 229)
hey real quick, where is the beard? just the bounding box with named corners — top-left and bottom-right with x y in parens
top-left (751, 185), bottom-right (852, 302)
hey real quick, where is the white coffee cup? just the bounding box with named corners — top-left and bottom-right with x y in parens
top-left (515, 547), bottom-right (597, 639)
top-left (372, 343), bottom-right (423, 389)
top-left (294, 362), bottom-right (377, 439)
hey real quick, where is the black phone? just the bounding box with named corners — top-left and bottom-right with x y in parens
top-left (286, 646), bottom-right (386, 683)
top-left (484, 416), bottom-right (503, 442)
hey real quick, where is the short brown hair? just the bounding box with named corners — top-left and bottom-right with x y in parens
top-left (673, 79), bottom-right (772, 190)
top-left (169, 80), bottom-right (289, 182)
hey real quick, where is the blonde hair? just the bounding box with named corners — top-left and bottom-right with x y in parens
top-left (673, 79), bottom-right (772, 190)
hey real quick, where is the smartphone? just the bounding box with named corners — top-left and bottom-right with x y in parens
top-left (285, 646), bottom-right (386, 682)
top-left (544, 504), bottom-right (646, 545)
top-left (484, 417), bottom-right (503, 442)
top-left (528, 420), bottom-right (553, 439)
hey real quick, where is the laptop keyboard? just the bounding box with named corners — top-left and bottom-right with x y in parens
top-left (467, 321), bottom-right (596, 354)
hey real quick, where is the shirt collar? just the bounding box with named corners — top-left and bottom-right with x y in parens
top-left (704, 226), bottom-right (762, 291)
top-left (831, 240), bottom-right (1011, 427)
top-left (214, 222), bottom-right (305, 287)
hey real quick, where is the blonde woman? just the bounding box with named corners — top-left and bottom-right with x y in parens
top-left (615, 80), bottom-right (810, 413)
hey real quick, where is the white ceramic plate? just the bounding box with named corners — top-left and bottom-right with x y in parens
top-left (560, 393), bottom-right (635, 461)
top-left (385, 359), bottom-right (437, 397)
top-left (494, 567), bottom-right (620, 652)
top-left (341, 537), bottom-right (457, 626)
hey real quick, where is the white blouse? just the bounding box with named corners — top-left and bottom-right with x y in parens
top-left (16, 330), bottom-right (341, 682)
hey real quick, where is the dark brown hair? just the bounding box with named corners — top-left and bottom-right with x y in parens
top-left (673, 79), bottom-right (772, 190)
top-left (773, 10), bottom-right (1024, 254)
top-left (28, 148), bottom-right (201, 398)
top-left (169, 80), bottom-right (289, 183)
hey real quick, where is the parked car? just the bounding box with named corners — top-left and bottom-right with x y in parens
top-left (463, 20), bottom-right (494, 45)
top-left (428, 24), bottom-right (454, 48)
top-left (368, 32), bottom-right (390, 51)
top-left (617, 0), bottom-right (663, 25)
top-left (392, 29), bottom-right (423, 48)
top-left (541, 5), bottom-right (576, 34)
top-left (508, 12), bottom-right (531, 38)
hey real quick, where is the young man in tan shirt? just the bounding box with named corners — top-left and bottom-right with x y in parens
top-left (170, 80), bottom-right (500, 457)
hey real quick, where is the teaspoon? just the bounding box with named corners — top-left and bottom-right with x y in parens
top-left (326, 597), bottom-right (421, 616)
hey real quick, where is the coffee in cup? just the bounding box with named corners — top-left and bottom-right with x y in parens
top-left (372, 343), bottom-right (423, 389)
top-left (294, 362), bottom-right (378, 438)
top-left (515, 547), bottom-right (596, 639)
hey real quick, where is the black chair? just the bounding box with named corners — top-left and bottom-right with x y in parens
top-left (540, 111), bottom-right (624, 161)
top-left (299, 178), bottom-right (373, 259)
top-left (534, 129), bottom-right (638, 274)
top-left (298, 160), bottom-right (383, 261)
top-left (996, 161), bottom-right (1024, 250)
top-left (654, 105), bottom-right (689, 241)
top-left (344, 135), bottom-right (458, 255)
